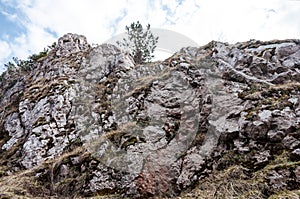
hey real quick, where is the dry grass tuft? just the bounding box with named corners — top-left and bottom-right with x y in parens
top-left (180, 151), bottom-right (300, 199)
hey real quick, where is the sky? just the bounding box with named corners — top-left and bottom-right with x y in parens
top-left (0, 0), bottom-right (300, 73)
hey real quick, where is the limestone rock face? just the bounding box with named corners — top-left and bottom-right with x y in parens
top-left (56, 33), bottom-right (90, 57)
top-left (0, 34), bottom-right (299, 198)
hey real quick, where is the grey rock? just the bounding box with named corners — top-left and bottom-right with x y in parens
top-left (59, 164), bottom-right (69, 177)
top-left (272, 107), bottom-right (297, 133)
top-left (56, 33), bottom-right (90, 57)
top-left (294, 166), bottom-right (300, 182)
top-left (2, 112), bottom-right (24, 150)
top-left (258, 110), bottom-right (272, 122)
top-left (288, 97), bottom-right (299, 106)
top-left (245, 120), bottom-right (269, 140)
top-left (1, 35), bottom-right (300, 198)
top-left (290, 148), bottom-right (300, 161)
top-left (276, 43), bottom-right (300, 58)
top-left (267, 130), bottom-right (285, 142)
top-left (283, 135), bottom-right (300, 150)
top-left (266, 169), bottom-right (292, 190)
top-left (253, 150), bottom-right (271, 169)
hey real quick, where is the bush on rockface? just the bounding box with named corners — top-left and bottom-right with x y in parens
top-left (3, 42), bottom-right (57, 74)
top-left (0, 42), bottom-right (57, 86)
top-left (117, 21), bottom-right (158, 64)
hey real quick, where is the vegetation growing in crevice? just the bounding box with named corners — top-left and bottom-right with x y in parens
top-left (181, 151), bottom-right (300, 199)
top-left (3, 42), bottom-right (57, 74)
top-left (238, 81), bottom-right (300, 120)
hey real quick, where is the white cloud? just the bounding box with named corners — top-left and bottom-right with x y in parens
top-left (1, 0), bottom-right (300, 72)
top-left (20, 0), bottom-right (128, 43)
top-left (0, 10), bottom-right (17, 21)
top-left (0, 40), bottom-right (11, 73)
top-left (0, 40), bottom-right (11, 61)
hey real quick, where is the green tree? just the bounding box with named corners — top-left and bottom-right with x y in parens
top-left (3, 42), bottom-right (57, 72)
top-left (117, 21), bottom-right (159, 64)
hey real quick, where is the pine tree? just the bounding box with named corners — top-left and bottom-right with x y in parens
top-left (117, 21), bottom-right (159, 64)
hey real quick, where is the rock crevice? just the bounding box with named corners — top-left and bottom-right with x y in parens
top-left (0, 34), bottom-right (299, 198)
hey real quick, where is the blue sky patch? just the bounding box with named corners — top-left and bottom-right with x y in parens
top-left (111, 9), bottom-right (128, 35)
top-left (0, 2), bottom-right (26, 41)
top-left (44, 27), bottom-right (58, 38)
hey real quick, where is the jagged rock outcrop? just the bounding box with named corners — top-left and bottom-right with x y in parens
top-left (0, 33), bottom-right (299, 198)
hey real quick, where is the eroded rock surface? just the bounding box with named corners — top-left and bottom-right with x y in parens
top-left (0, 34), bottom-right (299, 198)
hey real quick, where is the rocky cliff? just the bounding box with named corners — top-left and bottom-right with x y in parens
top-left (0, 33), bottom-right (299, 198)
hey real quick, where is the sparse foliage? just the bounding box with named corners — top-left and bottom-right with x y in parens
top-left (117, 21), bottom-right (159, 64)
top-left (0, 42), bottom-right (57, 84)
top-left (3, 42), bottom-right (57, 73)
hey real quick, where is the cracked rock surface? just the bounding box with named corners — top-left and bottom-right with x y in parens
top-left (0, 34), bottom-right (299, 198)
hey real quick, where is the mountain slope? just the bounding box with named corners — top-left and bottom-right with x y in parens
top-left (0, 33), bottom-right (299, 198)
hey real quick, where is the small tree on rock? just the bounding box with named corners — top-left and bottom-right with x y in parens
top-left (117, 21), bottom-right (159, 64)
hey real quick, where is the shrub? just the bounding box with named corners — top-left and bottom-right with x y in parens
top-left (117, 21), bottom-right (159, 64)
